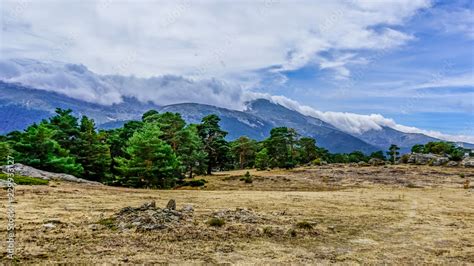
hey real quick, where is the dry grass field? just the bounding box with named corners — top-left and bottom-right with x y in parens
top-left (1, 164), bottom-right (473, 264)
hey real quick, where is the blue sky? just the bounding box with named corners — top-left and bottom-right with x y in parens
top-left (0, 0), bottom-right (473, 142)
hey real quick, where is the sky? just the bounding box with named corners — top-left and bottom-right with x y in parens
top-left (0, 0), bottom-right (473, 142)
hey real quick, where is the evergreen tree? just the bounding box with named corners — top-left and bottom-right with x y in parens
top-left (48, 108), bottom-right (80, 151)
top-left (117, 123), bottom-right (180, 188)
top-left (230, 136), bottom-right (258, 169)
top-left (370, 150), bottom-right (386, 160)
top-left (175, 125), bottom-right (207, 178)
top-left (0, 142), bottom-right (12, 165)
top-left (297, 137), bottom-right (318, 164)
top-left (14, 123), bottom-right (83, 175)
top-left (75, 116), bottom-right (111, 181)
top-left (411, 144), bottom-right (424, 153)
top-left (255, 148), bottom-right (269, 170)
top-left (197, 114), bottom-right (229, 174)
top-left (265, 127), bottom-right (298, 169)
top-left (387, 144), bottom-right (400, 164)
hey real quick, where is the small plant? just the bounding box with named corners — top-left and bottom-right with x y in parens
top-left (459, 173), bottom-right (465, 178)
top-left (0, 173), bottom-right (49, 185)
top-left (263, 226), bottom-right (273, 236)
top-left (295, 221), bottom-right (313, 230)
top-left (98, 218), bottom-right (117, 230)
top-left (241, 171), bottom-right (253, 184)
top-left (464, 180), bottom-right (470, 189)
top-left (207, 217), bottom-right (225, 227)
top-left (288, 229), bottom-right (297, 237)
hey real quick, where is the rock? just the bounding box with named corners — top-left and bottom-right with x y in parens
top-left (461, 157), bottom-right (474, 168)
top-left (0, 163), bottom-right (101, 185)
top-left (357, 161), bottom-right (370, 167)
top-left (139, 201), bottom-right (156, 210)
top-left (88, 224), bottom-right (98, 231)
top-left (446, 161), bottom-right (459, 167)
top-left (166, 199), bottom-right (176, 210)
top-left (430, 157), bottom-right (449, 166)
top-left (181, 204), bottom-right (194, 212)
top-left (42, 223), bottom-right (56, 229)
top-left (405, 153), bottom-right (449, 166)
top-left (368, 158), bottom-right (385, 166)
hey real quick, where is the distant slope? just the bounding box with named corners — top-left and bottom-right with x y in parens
top-left (244, 99), bottom-right (378, 153)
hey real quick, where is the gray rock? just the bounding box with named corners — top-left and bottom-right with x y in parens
top-left (166, 199), bottom-right (176, 210)
top-left (42, 223), bottom-right (56, 229)
top-left (406, 153), bottom-right (448, 166)
top-left (446, 161), bottom-right (459, 167)
top-left (181, 204), bottom-right (194, 212)
top-left (368, 158), bottom-right (385, 166)
top-left (0, 163), bottom-right (101, 185)
top-left (461, 158), bottom-right (474, 168)
top-left (430, 157), bottom-right (449, 166)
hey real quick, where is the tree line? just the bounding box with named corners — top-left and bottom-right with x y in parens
top-left (0, 108), bottom-right (467, 188)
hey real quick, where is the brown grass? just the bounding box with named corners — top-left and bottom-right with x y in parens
top-left (0, 164), bottom-right (473, 264)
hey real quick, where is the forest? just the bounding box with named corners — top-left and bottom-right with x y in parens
top-left (0, 108), bottom-right (466, 188)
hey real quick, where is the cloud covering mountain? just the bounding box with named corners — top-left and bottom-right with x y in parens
top-left (1, 58), bottom-right (472, 143)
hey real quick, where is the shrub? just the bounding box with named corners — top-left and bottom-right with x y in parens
top-left (295, 221), bottom-right (313, 230)
top-left (177, 179), bottom-right (207, 187)
top-left (459, 173), bottom-right (465, 178)
top-left (98, 218), bottom-right (117, 230)
top-left (312, 158), bottom-right (322, 166)
top-left (0, 173), bottom-right (49, 185)
top-left (288, 229), bottom-right (297, 237)
top-left (263, 226), bottom-right (273, 236)
top-left (464, 180), bottom-right (470, 189)
top-left (207, 217), bottom-right (225, 227)
top-left (241, 171), bottom-right (253, 184)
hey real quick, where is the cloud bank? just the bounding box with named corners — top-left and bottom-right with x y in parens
top-left (1, 58), bottom-right (472, 143)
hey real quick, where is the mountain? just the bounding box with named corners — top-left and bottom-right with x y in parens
top-left (1, 81), bottom-right (472, 153)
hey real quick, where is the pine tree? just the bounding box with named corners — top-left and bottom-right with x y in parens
top-left (75, 116), bottom-right (111, 181)
top-left (265, 127), bottom-right (298, 169)
top-left (230, 136), bottom-right (258, 169)
top-left (175, 125), bottom-right (207, 178)
top-left (197, 114), bottom-right (230, 174)
top-left (117, 123), bottom-right (180, 188)
top-left (255, 148), bottom-right (269, 170)
top-left (14, 123), bottom-right (83, 175)
top-left (387, 144), bottom-right (400, 164)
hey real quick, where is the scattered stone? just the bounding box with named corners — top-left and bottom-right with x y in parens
top-left (88, 224), bottom-right (98, 231)
top-left (166, 199), bottom-right (176, 210)
top-left (181, 204), bottom-right (194, 212)
top-left (430, 157), bottom-right (449, 166)
top-left (104, 201), bottom-right (191, 232)
top-left (369, 158), bottom-right (385, 166)
top-left (42, 223), bottom-right (56, 229)
top-left (461, 157), bottom-right (474, 168)
top-left (357, 161), bottom-right (370, 167)
top-left (212, 208), bottom-right (265, 223)
top-left (446, 161), bottom-right (459, 167)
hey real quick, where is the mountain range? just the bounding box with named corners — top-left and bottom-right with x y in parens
top-left (1, 80), bottom-right (472, 154)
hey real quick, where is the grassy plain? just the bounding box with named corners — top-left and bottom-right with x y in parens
top-left (1, 164), bottom-right (473, 264)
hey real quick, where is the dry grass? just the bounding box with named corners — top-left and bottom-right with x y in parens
top-left (0, 165), bottom-right (473, 264)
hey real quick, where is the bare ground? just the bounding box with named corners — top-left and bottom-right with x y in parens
top-left (1, 164), bottom-right (473, 264)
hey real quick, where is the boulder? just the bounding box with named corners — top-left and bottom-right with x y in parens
top-left (430, 157), bottom-right (449, 166)
top-left (405, 153), bottom-right (448, 166)
top-left (461, 157), bottom-right (474, 168)
top-left (446, 161), bottom-right (459, 167)
top-left (0, 163), bottom-right (101, 185)
top-left (166, 199), bottom-right (176, 210)
top-left (368, 158), bottom-right (385, 166)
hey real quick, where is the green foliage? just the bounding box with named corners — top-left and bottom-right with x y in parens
top-left (117, 123), bottom-right (180, 188)
top-left (255, 148), bottom-right (269, 170)
top-left (370, 150), bottom-right (386, 161)
top-left (0, 173), bottom-right (49, 185)
top-left (0, 141), bottom-right (12, 165)
top-left (175, 125), bottom-right (207, 178)
top-left (230, 136), bottom-right (258, 169)
top-left (241, 171), bottom-right (253, 183)
top-left (75, 116), bottom-right (111, 181)
top-left (13, 123), bottom-right (83, 176)
top-left (197, 115), bottom-right (230, 174)
top-left (410, 141), bottom-right (465, 161)
top-left (207, 217), bottom-right (225, 227)
top-left (297, 137), bottom-right (318, 164)
top-left (387, 144), bottom-right (400, 163)
top-left (265, 127), bottom-right (298, 169)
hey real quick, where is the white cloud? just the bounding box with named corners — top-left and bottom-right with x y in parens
top-left (1, 0), bottom-right (430, 79)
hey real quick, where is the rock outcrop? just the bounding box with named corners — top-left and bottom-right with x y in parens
top-left (405, 153), bottom-right (449, 166)
top-left (0, 163), bottom-right (102, 185)
top-left (461, 157), bottom-right (474, 168)
top-left (368, 158), bottom-right (385, 166)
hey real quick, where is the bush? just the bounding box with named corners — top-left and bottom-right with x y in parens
top-left (98, 218), bottom-right (117, 230)
top-left (207, 217), bottom-right (225, 227)
top-left (459, 173), bottom-right (465, 178)
top-left (263, 226), bottom-right (273, 236)
top-left (177, 179), bottom-right (207, 187)
top-left (241, 171), bottom-right (253, 183)
top-left (295, 221), bottom-right (313, 230)
top-left (0, 173), bottom-right (49, 185)
top-left (312, 158), bottom-right (322, 166)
